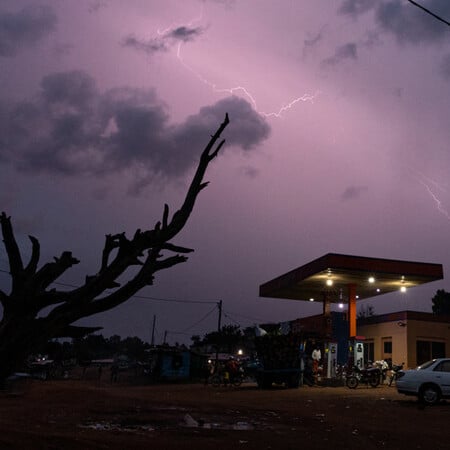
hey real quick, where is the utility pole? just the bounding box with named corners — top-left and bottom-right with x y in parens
top-left (217, 300), bottom-right (223, 332)
top-left (163, 330), bottom-right (168, 345)
top-left (151, 315), bottom-right (156, 347)
top-left (215, 300), bottom-right (223, 372)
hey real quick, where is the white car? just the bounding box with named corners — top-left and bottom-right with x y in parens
top-left (396, 358), bottom-right (450, 405)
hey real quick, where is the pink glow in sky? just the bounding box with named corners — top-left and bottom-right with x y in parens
top-left (1, 0), bottom-right (450, 344)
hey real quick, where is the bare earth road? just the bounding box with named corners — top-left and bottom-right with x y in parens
top-left (0, 379), bottom-right (449, 449)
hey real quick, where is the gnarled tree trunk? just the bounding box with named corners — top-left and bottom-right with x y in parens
top-left (0, 114), bottom-right (229, 383)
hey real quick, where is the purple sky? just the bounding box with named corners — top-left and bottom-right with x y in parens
top-left (1, 0), bottom-right (450, 345)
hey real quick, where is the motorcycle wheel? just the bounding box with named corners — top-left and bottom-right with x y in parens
top-left (369, 375), bottom-right (380, 388)
top-left (232, 376), bottom-right (243, 387)
top-left (346, 376), bottom-right (358, 389)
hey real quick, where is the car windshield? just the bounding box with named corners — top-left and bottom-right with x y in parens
top-left (416, 360), bottom-right (436, 370)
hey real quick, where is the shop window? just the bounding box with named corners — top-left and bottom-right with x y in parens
top-left (364, 341), bottom-right (374, 364)
top-left (432, 341), bottom-right (446, 359)
top-left (383, 341), bottom-right (392, 354)
top-left (416, 340), bottom-right (446, 365)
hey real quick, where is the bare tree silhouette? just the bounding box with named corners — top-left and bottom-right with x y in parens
top-left (0, 114), bottom-right (229, 383)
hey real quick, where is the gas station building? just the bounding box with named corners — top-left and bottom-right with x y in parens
top-left (260, 253), bottom-right (447, 370)
top-left (357, 310), bottom-right (450, 368)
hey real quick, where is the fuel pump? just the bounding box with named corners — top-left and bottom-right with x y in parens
top-left (348, 337), bottom-right (365, 369)
top-left (354, 340), bottom-right (364, 368)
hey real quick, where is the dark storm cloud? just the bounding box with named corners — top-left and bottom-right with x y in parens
top-left (122, 25), bottom-right (205, 55)
top-left (375, 0), bottom-right (450, 44)
top-left (167, 26), bottom-right (204, 43)
top-left (340, 0), bottom-right (450, 45)
top-left (121, 35), bottom-right (169, 55)
top-left (177, 96), bottom-right (270, 152)
top-left (0, 71), bottom-right (271, 189)
top-left (322, 42), bottom-right (358, 66)
top-left (0, 4), bottom-right (57, 57)
top-left (338, 0), bottom-right (377, 17)
top-left (341, 185), bottom-right (369, 201)
top-left (41, 71), bottom-right (97, 110)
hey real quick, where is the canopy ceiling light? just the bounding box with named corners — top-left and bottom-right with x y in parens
top-left (260, 253), bottom-right (443, 303)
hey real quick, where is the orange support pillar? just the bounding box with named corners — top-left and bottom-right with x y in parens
top-left (348, 284), bottom-right (357, 338)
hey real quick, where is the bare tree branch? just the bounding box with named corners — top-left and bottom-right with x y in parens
top-left (33, 251), bottom-right (80, 291)
top-left (0, 114), bottom-right (230, 382)
top-left (0, 212), bottom-right (24, 285)
top-left (407, 0), bottom-right (450, 27)
top-left (24, 236), bottom-right (40, 277)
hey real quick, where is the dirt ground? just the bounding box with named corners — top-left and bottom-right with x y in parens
top-left (0, 377), bottom-right (449, 450)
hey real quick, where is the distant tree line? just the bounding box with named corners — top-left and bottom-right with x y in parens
top-left (357, 304), bottom-right (375, 319)
top-left (191, 324), bottom-right (266, 357)
top-left (431, 289), bottom-right (450, 316)
top-left (35, 334), bottom-right (150, 364)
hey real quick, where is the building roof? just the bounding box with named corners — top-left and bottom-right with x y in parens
top-left (357, 310), bottom-right (450, 326)
top-left (259, 253), bottom-right (443, 303)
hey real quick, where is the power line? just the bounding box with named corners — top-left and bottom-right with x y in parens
top-left (222, 311), bottom-right (241, 326)
top-left (164, 330), bottom-right (193, 337)
top-left (132, 294), bottom-right (217, 305)
top-left (181, 304), bottom-right (218, 333)
top-left (223, 309), bottom-right (267, 324)
top-left (407, 0), bottom-right (450, 27)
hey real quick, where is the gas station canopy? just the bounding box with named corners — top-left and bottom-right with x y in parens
top-left (259, 253), bottom-right (443, 303)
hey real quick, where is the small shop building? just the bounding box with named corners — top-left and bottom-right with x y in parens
top-left (290, 310), bottom-right (450, 369)
top-left (357, 310), bottom-right (450, 368)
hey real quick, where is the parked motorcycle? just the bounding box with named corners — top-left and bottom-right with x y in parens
top-left (374, 359), bottom-right (389, 385)
top-left (209, 366), bottom-right (244, 387)
top-left (388, 362), bottom-right (404, 387)
top-left (346, 365), bottom-right (381, 389)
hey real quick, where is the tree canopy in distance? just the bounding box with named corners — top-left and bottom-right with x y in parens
top-left (431, 289), bottom-right (450, 316)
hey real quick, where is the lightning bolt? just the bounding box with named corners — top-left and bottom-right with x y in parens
top-left (408, 166), bottom-right (450, 221)
top-left (175, 43), bottom-right (319, 118)
top-left (157, 8), bottom-right (320, 119)
top-left (419, 180), bottom-right (450, 221)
